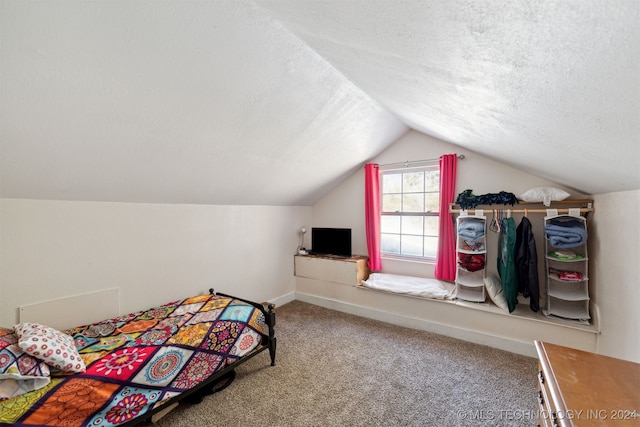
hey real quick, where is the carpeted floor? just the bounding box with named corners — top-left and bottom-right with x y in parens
top-left (147, 300), bottom-right (538, 427)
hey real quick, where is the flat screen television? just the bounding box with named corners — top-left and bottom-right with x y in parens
top-left (311, 227), bottom-right (352, 258)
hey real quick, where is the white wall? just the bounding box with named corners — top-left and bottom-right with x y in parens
top-left (0, 198), bottom-right (310, 326)
top-left (311, 130), bottom-right (640, 362)
top-left (313, 130), bottom-right (580, 276)
top-left (2, 133), bottom-right (636, 363)
top-left (590, 190), bottom-right (640, 362)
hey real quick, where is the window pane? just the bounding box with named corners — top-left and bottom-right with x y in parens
top-left (382, 194), bottom-right (401, 212)
top-left (403, 172), bottom-right (424, 193)
top-left (424, 216), bottom-right (439, 236)
top-left (424, 170), bottom-right (439, 192)
top-left (402, 193), bottom-right (424, 212)
top-left (379, 166), bottom-right (441, 260)
top-left (425, 193), bottom-right (439, 212)
top-left (382, 174), bottom-right (402, 193)
top-left (381, 234), bottom-right (400, 254)
top-left (401, 235), bottom-right (423, 257)
top-left (402, 216), bottom-right (423, 235)
top-left (381, 216), bottom-right (400, 234)
top-left (423, 236), bottom-right (438, 258)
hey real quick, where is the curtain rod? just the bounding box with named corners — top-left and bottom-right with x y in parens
top-left (378, 154), bottom-right (465, 169)
top-left (449, 207), bottom-right (594, 215)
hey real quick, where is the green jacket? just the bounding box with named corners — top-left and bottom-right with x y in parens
top-left (498, 217), bottom-right (518, 312)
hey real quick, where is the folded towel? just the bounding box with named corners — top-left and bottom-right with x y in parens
top-left (548, 250), bottom-right (586, 261)
top-left (549, 268), bottom-right (584, 281)
top-left (545, 219), bottom-right (587, 248)
top-left (457, 220), bottom-right (485, 240)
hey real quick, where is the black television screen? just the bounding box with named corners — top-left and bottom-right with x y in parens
top-left (311, 228), bottom-right (352, 258)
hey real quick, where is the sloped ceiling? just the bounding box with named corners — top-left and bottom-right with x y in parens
top-left (1, 1), bottom-right (638, 206)
top-left (255, 0), bottom-right (640, 195)
top-left (0, 1), bottom-right (407, 205)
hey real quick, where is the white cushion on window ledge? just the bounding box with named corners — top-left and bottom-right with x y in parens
top-left (518, 187), bottom-right (570, 206)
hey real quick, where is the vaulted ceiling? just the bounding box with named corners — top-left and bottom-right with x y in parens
top-left (1, 0), bottom-right (638, 205)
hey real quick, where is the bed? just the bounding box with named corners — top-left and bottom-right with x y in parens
top-left (0, 289), bottom-right (276, 426)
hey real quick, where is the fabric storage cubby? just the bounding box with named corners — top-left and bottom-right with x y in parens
top-left (547, 279), bottom-right (588, 300)
top-left (456, 284), bottom-right (485, 302)
top-left (543, 214), bottom-right (590, 323)
top-left (455, 214), bottom-right (487, 302)
top-left (455, 268), bottom-right (485, 287)
top-left (546, 296), bottom-right (590, 321)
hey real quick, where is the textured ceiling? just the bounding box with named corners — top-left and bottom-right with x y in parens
top-left (0, 1), bottom-right (406, 205)
top-left (1, 0), bottom-right (638, 206)
top-left (255, 0), bottom-right (640, 195)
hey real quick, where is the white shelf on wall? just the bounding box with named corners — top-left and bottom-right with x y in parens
top-left (542, 214), bottom-right (590, 324)
top-left (449, 199), bottom-right (595, 216)
top-left (455, 214), bottom-right (487, 303)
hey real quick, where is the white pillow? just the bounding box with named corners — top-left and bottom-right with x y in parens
top-left (14, 323), bottom-right (86, 373)
top-left (518, 187), bottom-right (570, 206)
top-left (484, 275), bottom-right (509, 312)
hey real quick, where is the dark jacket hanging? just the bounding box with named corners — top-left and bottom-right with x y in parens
top-left (515, 217), bottom-right (540, 312)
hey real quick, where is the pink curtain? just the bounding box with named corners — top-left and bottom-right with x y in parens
top-left (434, 154), bottom-right (457, 281)
top-left (364, 163), bottom-right (382, 271)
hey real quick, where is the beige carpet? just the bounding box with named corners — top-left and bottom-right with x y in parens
top-left (146, 300), bottom-right (538, 427)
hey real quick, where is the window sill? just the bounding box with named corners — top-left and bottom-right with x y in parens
top-left (381, 255), bottom-right (435, 264)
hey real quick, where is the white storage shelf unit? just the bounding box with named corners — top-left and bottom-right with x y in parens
top-left (455, 214), bottom-right (487, 303)
top-left (543, 215), bottom-right (590, 323)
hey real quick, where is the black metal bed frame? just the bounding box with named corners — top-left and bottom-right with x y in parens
top-left (126, 289), bottom-right (277, 426)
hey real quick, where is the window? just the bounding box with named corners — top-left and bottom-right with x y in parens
top-left (380, 165), bottom-right (440, 259)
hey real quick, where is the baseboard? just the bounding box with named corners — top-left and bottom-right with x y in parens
top-left (268, 291), bottom-right (296, 308)
top-left (295, 292), bottom-right (537, 358)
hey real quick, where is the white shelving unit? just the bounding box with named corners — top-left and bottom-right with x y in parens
top-left (455, 214), bottom-right (487, 302)
top-left (543, 214), bottom-right (590, 323)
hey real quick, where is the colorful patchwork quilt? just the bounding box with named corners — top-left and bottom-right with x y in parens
top-left (0, 293), bottom-right (268, 426)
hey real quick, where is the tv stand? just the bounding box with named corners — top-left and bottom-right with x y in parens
top-left (294, 254), bottom-right (370, 297)
top-left (307, 253), bottom-right (350, 260)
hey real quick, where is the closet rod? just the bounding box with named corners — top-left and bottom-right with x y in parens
top-left (379, 154), bottom-right (465, 169)
top-left (449, 207), bottom-right (594, 214)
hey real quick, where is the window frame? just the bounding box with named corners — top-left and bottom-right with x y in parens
top-left (379, 164), bottom-right (440, 261)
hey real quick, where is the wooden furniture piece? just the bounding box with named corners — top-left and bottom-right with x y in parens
top-left (294, 254), bottom-right (370, 301)
top-left (535, 340), bottom-right (639, 427)
top-left (294, 254), bottom-right (370, 286)
top-left (449, 199), bottom-right (595, 216)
